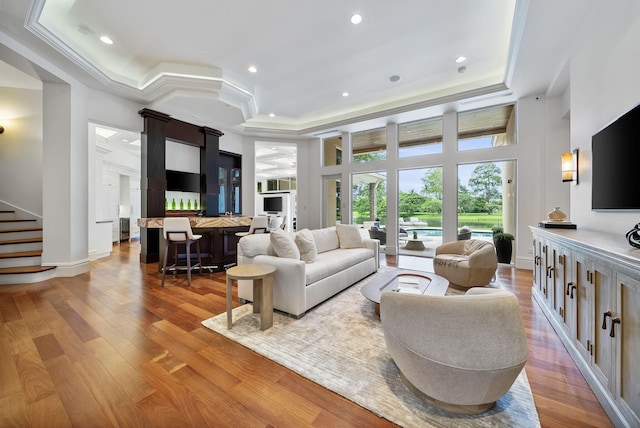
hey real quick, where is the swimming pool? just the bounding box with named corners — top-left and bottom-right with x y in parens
top-left (403, 227), bottom-right (493, 238)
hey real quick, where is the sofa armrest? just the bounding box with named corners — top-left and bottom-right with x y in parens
top-left (245, 255), bottom-right (307, 317)
top-left (363, 238), bottom-right (380, 270)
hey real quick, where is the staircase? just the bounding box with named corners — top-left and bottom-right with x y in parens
top-left (0, 210), bottom-right (56, 285)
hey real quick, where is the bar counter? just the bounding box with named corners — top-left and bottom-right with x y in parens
top-left (137, 216), bottom-right (252, 228)
top-left (137, 216), bottom-right (252, 271)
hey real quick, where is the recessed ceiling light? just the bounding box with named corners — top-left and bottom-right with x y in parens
top-left (455, 56), bottom-right (466, 63)
top-left (269, 113), bottom-right (275, 117)
top-left (248, 66), bottom-right (257, 73)
top-left (350, 14), bottom-right (362, 24)
top-left (100, 35), bottom-right (113, 45)
top-left (342, 92), bottom-right (349, 97)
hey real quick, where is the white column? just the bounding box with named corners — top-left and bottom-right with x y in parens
top-left (41, 81), bottom-right (90, 275)
top-left (441, 110), bottom-right (458, 244)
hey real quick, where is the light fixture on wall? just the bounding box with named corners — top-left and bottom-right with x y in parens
top-left (562, 148), bottom-right (579, 184)
top-left (0, 125), bottom-right (4, 134)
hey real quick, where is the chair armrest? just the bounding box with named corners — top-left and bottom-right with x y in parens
top-left (435, 240), bottom-right (466, 255)
top-left (467, 245), bottom-right (498, 268)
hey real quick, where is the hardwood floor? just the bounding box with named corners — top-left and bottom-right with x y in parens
top-left (0, 241), bottom-right (612, 427)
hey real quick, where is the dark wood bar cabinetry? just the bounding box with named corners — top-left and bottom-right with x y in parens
top-left (138, 108), bottom-right (243, 267)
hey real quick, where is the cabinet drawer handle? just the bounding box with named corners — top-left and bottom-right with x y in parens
top-left (602, 311), bottom-right (612, 330)
top-left (548, 267), bottom-right (554, 277)
top-left (566, 282), bottom-right (576, 298)
top-left (610, 317), bottom-right (621, 338)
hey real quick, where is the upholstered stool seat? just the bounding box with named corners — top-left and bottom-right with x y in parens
top-left (161, 217), bottom-right (203, 287)
top-left (433, 239), bottom-right (497, 288)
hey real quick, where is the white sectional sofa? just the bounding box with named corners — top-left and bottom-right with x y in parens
top-left (237, 225), bottom-right (379, 318)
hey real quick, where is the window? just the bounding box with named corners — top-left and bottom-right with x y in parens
top-left (323, 137), bottom-right (342, 166)
top-left (457, 161), bottom-right (516, 258)
top-left (352, 128), bottom-right (386, 163)
top-left (398, 166), bottom-right (442, 236)
top-left (352, 172), bottom-right (386, 226)
top-left (398, 117), bottom-right (443, 157)
top-left (458, 104), bottom-right (515, 151)
top-left (323, 176), bottom-right (341, 227)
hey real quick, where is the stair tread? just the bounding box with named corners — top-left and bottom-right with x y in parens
top-left (0, 219), bottom-right (37, 223)
top-left (0, 228), bottom-right (43, 233)
top-left (0, 265), bottom-right (56, 274)
top-left (0, 250), bottom-right (43, 259)
top-left (0, 237), bottom-right (43, 245)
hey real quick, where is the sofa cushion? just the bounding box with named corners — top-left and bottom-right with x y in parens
top-left (295, 228), bottom-right (317, 263)
top-left (270, 229), bottom-right (300, 259)
top-left (238, 233), bottom-right (272, 257)
top-left (335, 223), bottom-right (365, 249)
top-left (304, 248), bottom-right (374, 284)
top-left (312, 227), bottom-right (340, 253)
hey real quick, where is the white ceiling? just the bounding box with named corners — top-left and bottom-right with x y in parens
top-left (0, 0), bottom-right (593, 136)
top-left (0, 0), bottom-right (593, 172)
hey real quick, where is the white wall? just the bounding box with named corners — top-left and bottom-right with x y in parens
top-left (569, 2), bottom-right (640, 235)
top-left (0, 87), bottom-right (43, 216)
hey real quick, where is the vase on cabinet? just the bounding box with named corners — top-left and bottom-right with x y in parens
top-left (548, 207), bottom-right (567, 222)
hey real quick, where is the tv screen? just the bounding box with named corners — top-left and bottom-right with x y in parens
top-left (166, 170), bottom-right (200, 193)
top-left (592, 103), bottom-right (640, 211)
top-left (263, 196), bottom-right (283, 213)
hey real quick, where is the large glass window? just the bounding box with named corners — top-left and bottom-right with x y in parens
top-left (398, 167), bottom-right (443, 247)
top-left (457, 160), bottom-right (517, 261)
top-left (398, 117), bottom-right (443, 157)
top-left (352, 128), bottom-right (386, 163)
top-left (458, 104), bottom-right (515, 151)
top-left (323, 136), bottom-right (342, 166)
top-left (323, 176), bottom-right (341, 227)
top-left (352, 172), bottom-right (386, 226)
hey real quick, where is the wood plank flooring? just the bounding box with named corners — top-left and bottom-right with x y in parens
top-left (0, 241), bottom-right (612, 427)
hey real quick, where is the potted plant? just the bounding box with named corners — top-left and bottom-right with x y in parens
top-left (493, 232), bottom-right (514, 263)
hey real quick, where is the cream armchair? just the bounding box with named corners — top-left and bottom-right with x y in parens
top-left (380, 288), bottom-right (528, 414)
top-left (433, 239), bottom-right (497, 288)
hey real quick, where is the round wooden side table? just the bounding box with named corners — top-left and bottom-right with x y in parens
top-left (226, 263), bottom-right (276, 330)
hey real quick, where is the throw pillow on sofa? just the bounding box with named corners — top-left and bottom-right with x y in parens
top-left (270, 229), bottom-right (300, 259)
top-left (295, 228), bottom-right (317, 263)
top-left (335, 223), bottom-right (365, 249)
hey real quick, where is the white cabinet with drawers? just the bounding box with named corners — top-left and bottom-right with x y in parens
top-left (530, 227), bottom-right (640, 428)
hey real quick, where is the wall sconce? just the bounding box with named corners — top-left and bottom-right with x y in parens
top-left (0, 125), bottom-right (4, 134)
top-left (562, 148), bottom-right (579, 184)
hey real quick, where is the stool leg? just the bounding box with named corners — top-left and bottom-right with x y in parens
top-left (161, 239), bottom-right (170, 287)
top-left (186, 240), bottom-right (192, 286)
top-left (196, 240), bottom-right (203, 274)
top-left (173, 243), bottom-right (178, 278)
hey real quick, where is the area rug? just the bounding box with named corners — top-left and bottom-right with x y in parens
top-left (201, 269), bottom-right (541, 428)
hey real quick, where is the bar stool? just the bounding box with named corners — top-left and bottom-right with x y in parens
top-left (235, 215), bottom-right (269, 237)
top-left (161, 217), bottom-right (203, 287)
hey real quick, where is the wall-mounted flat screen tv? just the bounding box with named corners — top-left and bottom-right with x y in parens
top-left (263, 196), bottom-right (283, 213)
top-left (592, 103), bottom-right (640, 211)
top-left (166, 170), bottom-right (200, 193)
